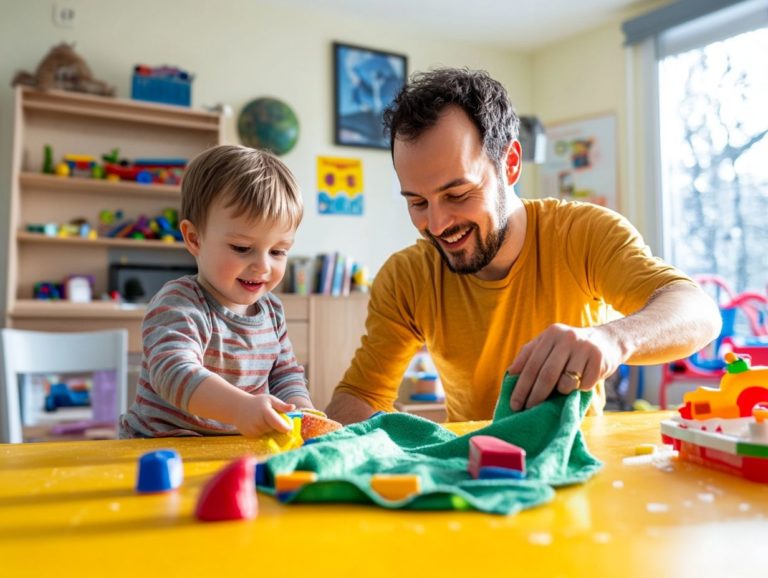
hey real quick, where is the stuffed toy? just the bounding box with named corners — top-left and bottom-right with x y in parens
top-left (11, 43), bottom-right (115, 97)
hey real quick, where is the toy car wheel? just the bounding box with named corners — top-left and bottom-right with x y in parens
top-left (736, 387), bottom-right (768, 417)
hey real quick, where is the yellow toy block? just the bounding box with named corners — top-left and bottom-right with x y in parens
top-left (634, 443), bottom-right (657, 456)
top-left (274, 471), bottom-right (318, 493)
top-left (370, 474), bottom-right (421, 501)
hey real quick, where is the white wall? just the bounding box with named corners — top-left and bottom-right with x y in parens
top-left (0, 0), bottom-right (533, 313)
top-left (529, 0), bottom-right (670, 237)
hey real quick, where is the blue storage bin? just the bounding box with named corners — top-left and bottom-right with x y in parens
top-left (131, 74), bottom-right (191, 107)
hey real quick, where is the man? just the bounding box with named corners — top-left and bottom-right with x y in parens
top-left (326, 68), bottom-right (721, 424)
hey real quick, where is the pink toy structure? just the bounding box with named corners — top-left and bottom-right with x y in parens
top-left (467, 435), bottom-right (526, 479)
top-left (660, 353), bottom-right (768, 483)
top-left (195, 457), bottom-right (257, 522)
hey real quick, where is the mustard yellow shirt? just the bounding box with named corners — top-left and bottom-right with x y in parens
top-left (336, 198), bottom-right (694, 421)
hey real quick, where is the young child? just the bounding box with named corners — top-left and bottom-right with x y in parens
top-left (120, 145), bottom-right (314, 438)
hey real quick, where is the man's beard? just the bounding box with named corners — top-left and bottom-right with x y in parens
top-left (425, 184), bottom-right (509, 275)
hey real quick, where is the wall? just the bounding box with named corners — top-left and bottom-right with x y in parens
top-left (0, 0), bottom-right (533, 315)
top-left (529, 0), bottom-right (670, 239)
top-left (528, 0), bottom-right (670, 403)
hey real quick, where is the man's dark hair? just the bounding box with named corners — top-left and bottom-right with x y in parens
top-left (383, 67), bottom-right (520, 172)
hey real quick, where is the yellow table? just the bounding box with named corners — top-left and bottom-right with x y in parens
top-left (1, 412), bottom-right (767, 578)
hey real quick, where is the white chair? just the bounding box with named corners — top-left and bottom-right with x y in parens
top-left (0, 329), bottom-right (128, 444)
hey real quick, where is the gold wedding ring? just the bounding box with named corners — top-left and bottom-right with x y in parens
top-left (563, 369), bottom-right (583, 386)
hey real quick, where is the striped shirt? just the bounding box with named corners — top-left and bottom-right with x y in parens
top-left (119, 275), bottom-right (309, 437)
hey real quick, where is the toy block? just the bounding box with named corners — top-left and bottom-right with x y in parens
top-left (370, 474), bottom-right (422, 501)
top-left (478, 466), bottom-right (526, 480)
top-left (195, 457), bottom-right (257, 522)
top-left (468, 435), bottom-right (526, 479)
top-left (254, 461), bottom-right (269, 487)
top-left (274, 471), bottom-right (318, 494)
top-left (634, 443), bottom-right (657, 456)
top-left (301, 412), bottom-right (343, 440)
top-left (136, 449), bottom-right (183, 493)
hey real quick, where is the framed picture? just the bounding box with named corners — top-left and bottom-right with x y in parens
top-left (538, 112), bottom-right (619, 211)
top-left (333, 42), bottom-right (408, 149)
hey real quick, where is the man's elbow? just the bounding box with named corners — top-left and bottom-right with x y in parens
top-left (325, 390), bottom-right (375, 425)
top-left (688, 286), bottom-right (723, 350)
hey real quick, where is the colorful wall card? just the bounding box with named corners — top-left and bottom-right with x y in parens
top-left (539, 113), bottom-right (618, 211)
top-left (317, 156), bottom-right (364, 216)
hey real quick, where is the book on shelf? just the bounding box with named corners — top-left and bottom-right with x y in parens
top-left (287, 256), bottom-right (312, 295)
top-left (331, 253), bottom-right (345, 296)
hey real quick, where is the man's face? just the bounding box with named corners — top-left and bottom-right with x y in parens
top-left (394, 106), bottom-right (511, 276)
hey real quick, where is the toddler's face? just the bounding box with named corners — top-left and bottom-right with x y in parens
top-left (182, 198), bottom-right (295, 315)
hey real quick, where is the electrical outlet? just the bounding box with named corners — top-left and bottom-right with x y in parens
top-left (52, 3), bottom-right (77, 28)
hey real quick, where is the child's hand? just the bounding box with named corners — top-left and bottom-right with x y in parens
top-left (235, 395), bottom-right (296, 438)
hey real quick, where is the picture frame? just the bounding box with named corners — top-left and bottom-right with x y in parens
top-left (538, 112), bottom-right (619, 211)
top-left (333, 42), bottom-right (408, 150)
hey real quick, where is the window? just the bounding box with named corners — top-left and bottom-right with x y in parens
top-left (659, 25), bottom-right (768, 292)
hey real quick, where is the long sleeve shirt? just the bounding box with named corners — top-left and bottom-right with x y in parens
top-left (120, 276), bottom-right (309, 437)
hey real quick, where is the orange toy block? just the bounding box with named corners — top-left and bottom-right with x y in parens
top-left (274, 471), bottom-right (318, 494)
top-left (301, 412), bottom-right (343, 440)
top-left (370, 474), bottom-right (422, 501)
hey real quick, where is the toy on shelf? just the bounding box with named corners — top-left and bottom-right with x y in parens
top-left (660, 352), bottom-right (768, 483)
top-left (34, 281), bottom-right (63, 300)
top-left (44, 145), bottom-right (187, 185)
top-left (402, 348), bottom-right (445, 403)
top-left (63, 154), bottom-right (98, 178)
top-left (63, 274), bottom-right (95, 303)
top-left (132, 64), bottom-right (193, 107)
top-left (11, 43), bottom-right (115, 96)
top-left (45, 382), bottom-right (90, 412)
top-left (103, 157), bottom-right (187, 185)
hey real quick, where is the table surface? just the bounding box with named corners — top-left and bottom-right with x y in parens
top-left (1, 411), bottom-right (767, 578)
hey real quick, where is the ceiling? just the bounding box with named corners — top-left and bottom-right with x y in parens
top-left (282, 0), bottom-right (646, 51)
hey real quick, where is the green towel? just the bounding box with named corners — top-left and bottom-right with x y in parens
top-left (257, 375), bottom-right (602, 515)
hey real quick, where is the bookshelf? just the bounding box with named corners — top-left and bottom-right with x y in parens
top-left (4, 86), bottom-right (222, 336)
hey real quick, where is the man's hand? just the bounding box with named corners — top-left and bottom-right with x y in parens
top-left (506, 323), bottom-right (625, 412)
top-left (234, 394), bottom-right (295, 437)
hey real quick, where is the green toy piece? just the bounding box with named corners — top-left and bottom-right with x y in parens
top-left (43, 145), bottom-right (55, 174)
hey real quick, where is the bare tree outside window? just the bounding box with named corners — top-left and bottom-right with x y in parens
top-left (659, 27), bottom-right (768, 293)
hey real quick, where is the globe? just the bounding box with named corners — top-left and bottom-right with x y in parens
top-left (237, 97), bottom-right (299, 156)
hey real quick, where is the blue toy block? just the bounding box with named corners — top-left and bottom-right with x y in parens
top-left (254, 461), bottom-right (269, 486)
top-left (410, 393), bottom-right (444, 402)
top-left (136, 449), bottom-right (183, 493)
top-left (276, 491), bottom-right (297, 503)
top-left (478, 466), bottom-right (526, 480)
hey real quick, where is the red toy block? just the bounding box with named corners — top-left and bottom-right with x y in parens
top-left (195, 456), bottom-right (257, 522)
top-left (468, 435), bottom-right (526, 479)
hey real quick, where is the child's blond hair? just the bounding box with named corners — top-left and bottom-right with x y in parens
top-left (181, 145), bottom-right (303, 231)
